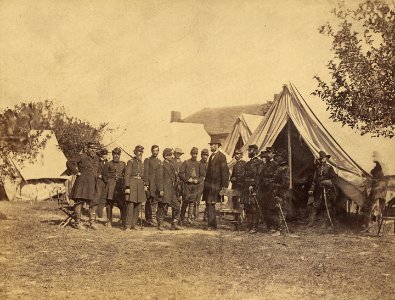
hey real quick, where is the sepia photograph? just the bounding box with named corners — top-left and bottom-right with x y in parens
top-left (0, 0), bottom-right (394, 299)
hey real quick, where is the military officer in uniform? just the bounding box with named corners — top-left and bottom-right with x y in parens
top-left (144, 145), bottom-right (161, 226)
top-left (272, 148), bottom-right (290, 236)
top-left (124, 145), bottom-right (147, 230)
top-left (258, 148), bottom-right (277, 233)
top-left (308, 150), bottom-right (337, 229)
top-left (171, 148), bottom-right (184, 203)
top-left (66, 142), bottom-right (100, 230)
top-left (230, 149), bottom-right (245, 227)
top-left (179, 147), bottom-right (205, 225)
top-left (102, 147), bottom-right (126, 228)
top-left (156, 148), bottom-right (182, 230)
top-left (94, 147), bottom-right (108, 220)
top-left (241, 144), bottom-right (262, 234)
top-left (195, 148), bottom-right (209, 221)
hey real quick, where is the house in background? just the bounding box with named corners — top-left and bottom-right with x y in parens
top-left (171, 101), bottom-right (273, 144)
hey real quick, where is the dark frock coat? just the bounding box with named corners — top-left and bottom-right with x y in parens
top-left (103, 160), bottom-right (126, 202)
top-left (179, 159), bottom-right (205, 202)
top-left (144, 156), bottom-right (162, 198)
top-left (241, 157), bottom-right (262, 205)
top-left (156, 160), bottom-right (178, 205)
top-left (202, 151), bottom-right (229, 204)
top-left (231, 159), bottom-right (246, 192)
top-left (66, 153), bottom-right (99, 200)
top-left (92, 159), bottom-right (107, 204)
top-left (124, 157), bottom-right (147, 203)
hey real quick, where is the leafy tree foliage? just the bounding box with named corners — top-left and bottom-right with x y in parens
top-left (0, 100), bottom-right (107, 180)
top-left (313, 0), bottom-right (395, 137)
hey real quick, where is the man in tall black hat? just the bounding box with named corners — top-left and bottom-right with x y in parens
top-left (308, 150), bottom-right (337, 229)
top-left (241, 144), bottom-right (263, 234)
top-left (202, 136), bottom-right (229, 230)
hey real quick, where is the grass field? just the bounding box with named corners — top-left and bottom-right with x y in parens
top-left (0, 200), bottom-right (394, 299)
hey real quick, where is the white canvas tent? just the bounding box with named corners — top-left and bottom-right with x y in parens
top-left (235, 83), bottom-right (395, 206)
top-left (222, 113), bottom-right (264, 156)
top-left (102, 121), bottom-right (212, 159)
top-left (3, 130), bottom-right (69, 201)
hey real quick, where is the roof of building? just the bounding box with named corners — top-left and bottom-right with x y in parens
top-left (182, 103), bottom-right (272, 135)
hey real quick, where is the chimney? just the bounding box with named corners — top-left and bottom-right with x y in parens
top-left (170, 111), bottom-right (182, 123)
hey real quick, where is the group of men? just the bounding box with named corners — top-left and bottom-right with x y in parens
top-left (66, 142), bottom-right (211, 231)
top-left (66, 136), bottom-right (338, 234)
top-left (231, 145), bottom-right (289, 235)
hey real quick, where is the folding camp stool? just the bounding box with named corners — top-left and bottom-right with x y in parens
top-left (377, 198), bottom-right (395, 236)
top-left (55, 191), bottom-right (75, 227)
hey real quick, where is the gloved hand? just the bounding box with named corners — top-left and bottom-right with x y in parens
top-left (188, 178), bottom-right (194, 183)
top-left (159, 191), bottom-right (164, 197)
top-left (248, 186), bottom-right (254, 192)
top-left (144, 186), bottom-right (149, 192)
top-left (124, 188), bottom-right (130, 194)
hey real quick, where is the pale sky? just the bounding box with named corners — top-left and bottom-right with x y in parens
top-left (1, 0), bottom-right (394, 173)
top-left (0, 0), bottom-right (340, 125)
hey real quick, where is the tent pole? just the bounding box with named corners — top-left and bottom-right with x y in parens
top-left (287, 118), bottom-right (293, 189)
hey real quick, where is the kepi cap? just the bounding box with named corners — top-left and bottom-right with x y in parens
top-left (174, 147), bottom-right (184, 154)
top-left (190, 147), bottom-right (198, 154)
top-left (201, 148), bottom-right (209, 155)
top-left (112, 147), bottom-right (121, 155)
top-left (248, 144), bottom-right (258, 150)
top-left (134, 145), bottom-right (144, 152)
top-left (234, 149), bottom-right (243, 155)
top-left (163, 148), bottom-right (173, 157)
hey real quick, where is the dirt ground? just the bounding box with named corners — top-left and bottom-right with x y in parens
top-left (0, 200), bottom-right (394, 300)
